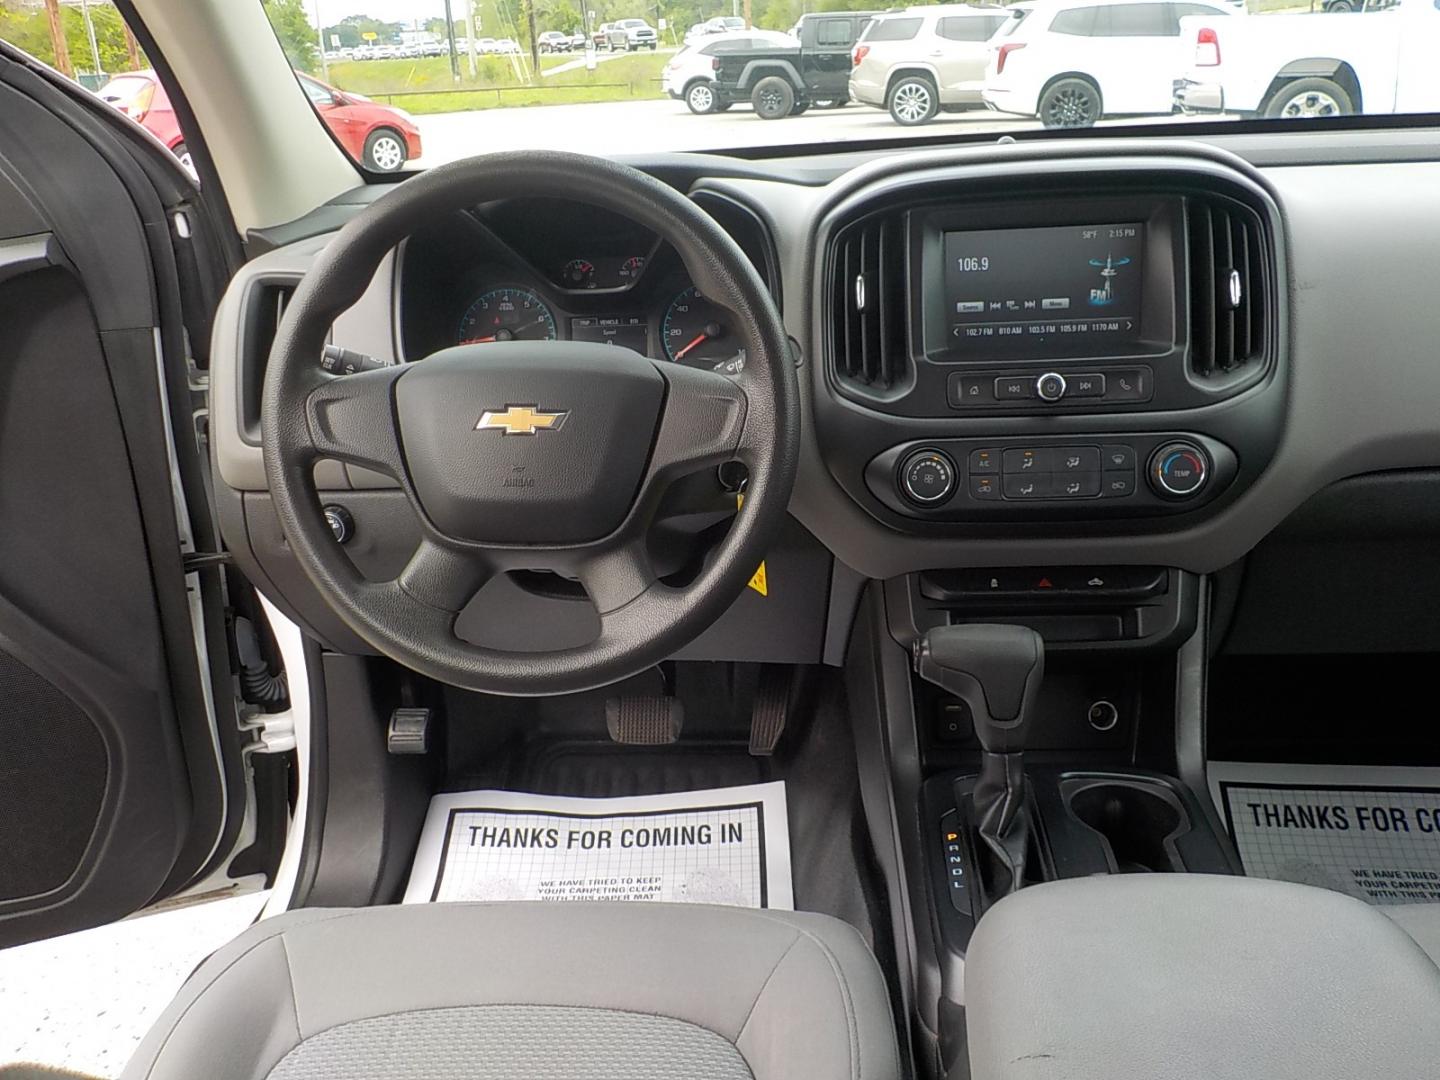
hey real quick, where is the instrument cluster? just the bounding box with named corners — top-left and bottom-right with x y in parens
top-left (399, 197), bottom-right (759, 375)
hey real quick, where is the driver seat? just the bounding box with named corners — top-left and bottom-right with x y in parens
top-left (119, 901), bottom-right (900, 1080)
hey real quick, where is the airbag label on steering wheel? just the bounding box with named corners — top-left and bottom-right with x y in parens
top-left (402, 782), bottom-right (793, 909)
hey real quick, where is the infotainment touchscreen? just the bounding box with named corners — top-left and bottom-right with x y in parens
top-left (942, 223), bottom-right (1144, 356)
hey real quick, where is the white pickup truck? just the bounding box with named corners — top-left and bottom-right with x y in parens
top-left (1174, 0), bottom-right (1440, 118)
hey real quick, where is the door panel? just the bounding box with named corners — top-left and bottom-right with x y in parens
top-left (0, 55), bottom-right (239, 948)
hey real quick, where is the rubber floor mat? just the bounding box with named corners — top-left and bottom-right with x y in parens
top-left (1210, 761), bottom-right (1440, 906)
top-left (503, 740), bottom-right (766, 798)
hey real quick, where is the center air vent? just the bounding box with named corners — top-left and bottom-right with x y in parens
top-left (1187, 196), bottom-right (1268, 378)
top-left (830, 213), bottom-right (909, 392)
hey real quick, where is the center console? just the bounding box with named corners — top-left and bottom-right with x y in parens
top-left (815, 163), bottom-right (1284, 532)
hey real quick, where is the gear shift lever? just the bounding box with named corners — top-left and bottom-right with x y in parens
top-left (915, 624), bottom-right (1045, 898)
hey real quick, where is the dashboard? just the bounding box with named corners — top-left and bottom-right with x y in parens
top-left (397, 196), bottom-right (763, 375)
top-left (209, 130), bottom-right (1440, 656)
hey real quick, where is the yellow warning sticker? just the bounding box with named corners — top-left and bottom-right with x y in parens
top-left (748, 562), bottom-right (768, 597)
top-left (736, 493), bottom-right (767, 597)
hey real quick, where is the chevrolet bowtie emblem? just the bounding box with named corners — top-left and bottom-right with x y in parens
top-left (475, 405), bottom-right (568, 436)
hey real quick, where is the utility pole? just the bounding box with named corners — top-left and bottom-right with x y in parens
top-left (123, 23), bottom-right (141, 70)
top-left (79, 0), bottom-right (102, 78)
top-left (463, 0), bottom-right (478, 79)
top-left (742, 0), bottom-right (752, 29)
top-left (312, 0), bottom-right (329, 81)
top-left (443, 0), bottom-right (461, 79)
top-left (525, 0), bottom-right (539, 81)
top-left (43, 0), bottom-right (73, 78)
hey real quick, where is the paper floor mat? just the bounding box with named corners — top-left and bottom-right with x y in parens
top-left (402, 781), bottom-right (793, 909)
top-left (1209, 761), bottom-right (1440, 905)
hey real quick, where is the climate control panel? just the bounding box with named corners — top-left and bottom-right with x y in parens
top-left (867, 433), bottom-right (1235, 521)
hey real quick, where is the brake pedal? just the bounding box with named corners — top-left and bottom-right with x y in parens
top-left (748, 668), bottom-right (790, 757)
top-left (605, 695), bottom-right (684, 745)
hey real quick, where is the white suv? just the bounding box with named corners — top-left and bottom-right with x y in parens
top-left (850, 5), bottom-right (1012, 126)
top-left (983, 0), bottom-right (1238, 127)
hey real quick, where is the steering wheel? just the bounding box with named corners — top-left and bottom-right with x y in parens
top-left (261, 152), bottom-right (799, 695)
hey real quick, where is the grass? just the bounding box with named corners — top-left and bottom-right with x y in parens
top-left (322, 52), bottom-right (670, 114)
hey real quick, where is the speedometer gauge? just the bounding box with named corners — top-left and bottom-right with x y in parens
top-left (661, 286), bottom-right (745, 373)
top-left (457, 287), bottom-right (557, 345)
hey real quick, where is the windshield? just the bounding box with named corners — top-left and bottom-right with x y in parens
top-left (256, 0), bottom-right (1438, 168)
top-left (4, 0), bottom-right (1435, 176)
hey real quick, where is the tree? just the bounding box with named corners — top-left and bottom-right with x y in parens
top-left (261, 0), bottom-right (318, 73)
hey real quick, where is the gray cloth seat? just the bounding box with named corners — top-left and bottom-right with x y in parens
top-left (120, 901), bottom-right (900, 1080)
top-left (964, 875), bottom-right (1440, 1080)
top-left (1386, 903), bottom-right (1440, 965)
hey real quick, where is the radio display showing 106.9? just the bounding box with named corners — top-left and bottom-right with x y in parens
top-left (457, 287), bottom-right (558, 345)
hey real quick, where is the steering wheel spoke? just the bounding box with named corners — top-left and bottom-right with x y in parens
top-left (395, 536), bottom-right (493, 613)
top-left (645, 362), bottom-right (749, 484)
top-left (303, 366), bottom-right (407, 478)
top-left (577, 540), bottom-right (660, 616)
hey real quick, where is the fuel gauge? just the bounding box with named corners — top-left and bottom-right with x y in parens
top-left (561, 258), bottom-right (596, 289)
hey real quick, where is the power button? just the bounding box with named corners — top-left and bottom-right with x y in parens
top-left (899, 449), bottom-right (958, 505)
top-left (1148, 442), bottom-right (1209, 498)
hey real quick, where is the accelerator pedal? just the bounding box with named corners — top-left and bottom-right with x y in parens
top-left (605, 695), bottom-right (684, 745)
top-left (748, 667), bottom-right (791, 757)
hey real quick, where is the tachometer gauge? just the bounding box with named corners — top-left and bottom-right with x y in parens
top-left (661, 286), bottom-right (744, 373)
top-left (457, 287), bottom-right (558, 344)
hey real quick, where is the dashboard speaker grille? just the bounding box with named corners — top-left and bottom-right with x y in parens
top-left (831, 213), bottom-right (908, 391)
top-left (1188, 197), bottom-right (1267, 378)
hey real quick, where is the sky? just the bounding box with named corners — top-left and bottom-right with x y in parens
top-left (310, 0), bottom-right (458, 27)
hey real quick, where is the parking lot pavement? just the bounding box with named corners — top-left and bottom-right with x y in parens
top-left (414, 98), bottom-right (1041, 163)
top-left (1, 890), bottom-right (269, 1077)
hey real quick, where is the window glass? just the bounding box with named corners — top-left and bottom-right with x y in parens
top-left (937, 15), bottom-right (1009, 41)
top-left (814, 19), bottom-right (854, 46)
top-left (1049, 7), bottom-right (1099, 35)
top-left (863, 17), bottom-right (923, 42)
top-left (299, 76), bottom-right (335, 105)
top-left (1090, 3), bottom-right (1174, 36)
top-left (0, 2), bottom-right (197, 179)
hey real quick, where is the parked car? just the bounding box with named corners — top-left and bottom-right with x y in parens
top-left (607, 18), bottom-right (659, 50)
top-left (98, 68), bottom-right (423, 173)
top-left (1174, 0), bottom-right (1439, 118)
top-left (687, 16), bottom-right (747, 43)
top-left (537, 30), bottom-right (574, 53)
top-left (594, 22), bottom-right (616, 48)
top-left (711, 11), bottom-right (877, 118)
top-left (850, 5), bottom-right (1011, 126)
top-left (568, 31), bottom-right (588, 48)
top-left (663, 29), bottom-right (798, 113)
top-left (982, 0), bottom-right (1238, 127)
top-left (494, 38), bottom-right (522, 54)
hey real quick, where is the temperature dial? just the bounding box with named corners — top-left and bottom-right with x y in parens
top-left (1148, 442), bottom-right (1209, 498)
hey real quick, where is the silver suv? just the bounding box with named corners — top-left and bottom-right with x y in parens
top-left (849, 4), bottom-right (1011, 125)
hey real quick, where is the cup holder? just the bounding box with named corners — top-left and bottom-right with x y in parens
top-left (1062, 777), bottom-right (1190, 874)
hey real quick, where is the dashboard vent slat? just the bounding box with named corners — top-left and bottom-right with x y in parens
top-left (830, 213), bottom-right (909, 393)
top-left (1188, 196), bottom-right (1267, 378)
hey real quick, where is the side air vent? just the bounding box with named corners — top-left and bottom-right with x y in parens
top-left (1187, 196), bottom-right (1268, 378)
top-left (239, 279), bottom-right (298, 441)
top-left (831, 213), bottom-right (909, 392)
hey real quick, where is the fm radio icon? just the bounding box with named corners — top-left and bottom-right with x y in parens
top-left (1087, 253), bottom-right (1131, 306)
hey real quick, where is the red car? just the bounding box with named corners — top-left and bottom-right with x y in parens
top-left (98, 69), bottom-right (423, 173)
